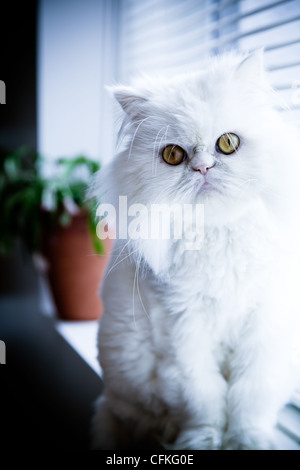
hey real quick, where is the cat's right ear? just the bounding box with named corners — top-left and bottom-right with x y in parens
top-left (107, 85), bottom-right (148, 121)
top-left (234, 49), bottom-right (265, 84)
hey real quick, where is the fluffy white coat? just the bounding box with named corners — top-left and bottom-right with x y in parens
top-left (91, 51), bottom-right (300, 450)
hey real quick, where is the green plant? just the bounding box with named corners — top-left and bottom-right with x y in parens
top-left (0, 146), bottom-right (103, 255)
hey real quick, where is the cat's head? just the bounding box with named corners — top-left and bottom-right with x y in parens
top-left (107, 51), bottom-right (297, 223)
top-left (94, 51), bottom-right (300, 274)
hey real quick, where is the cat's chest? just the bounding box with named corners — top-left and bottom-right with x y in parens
top-left (160, 215), bottom-right (279, 322)
top-left (145, 218), bottom-right (280, 408)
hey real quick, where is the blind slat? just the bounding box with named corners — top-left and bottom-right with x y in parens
top-left (126, 0), bottom-right (295, 48)
top-left (125, 0), bottom-right (238, 28)
top-left (119, 0), bottom-right (300, 121)
top-left (268, 60), bottom-right (300, 72)
top-left (125, 15), bottom-right (300, 65)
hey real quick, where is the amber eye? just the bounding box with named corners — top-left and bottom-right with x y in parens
top-left (162, 145), bottom-right (186, 165)
top-left (216, 133), bottom-right (240, 155)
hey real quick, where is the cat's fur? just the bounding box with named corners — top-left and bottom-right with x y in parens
top-left (91, 51), bottom-right (300, 450)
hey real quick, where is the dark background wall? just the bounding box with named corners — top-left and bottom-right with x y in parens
top-left (0, 1), bottom-right (37, 151)
top-left (0, 5), bottom-right (103, 449)
top-left (0, 2), bottom-right (38, 296)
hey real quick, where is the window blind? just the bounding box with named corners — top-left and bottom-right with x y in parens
top-left (119, 0), bottom-right (300, 125)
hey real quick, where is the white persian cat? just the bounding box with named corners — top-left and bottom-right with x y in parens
top-left (91, 51), bottom-right (300, 450)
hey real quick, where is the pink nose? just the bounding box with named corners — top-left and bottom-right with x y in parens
top-left (191, 153), bottom-right (215, 175)
top-left (197, 163), bottom-right (214, 175)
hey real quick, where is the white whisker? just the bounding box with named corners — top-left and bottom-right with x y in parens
top-left (104, 247), bottom-right (139, 281)
top-left (136, 255), bottom-right (150, 321)
top-left (132, 258), bottom-right (138, 330)
top-left (152, 126), bottom-right (167, 178)
top-left (128, 116), bottom-right (155, 160)
top-left (105, 239), bottom-right (133, 278)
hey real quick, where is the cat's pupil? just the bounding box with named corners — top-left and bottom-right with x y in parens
top-left (227, 138), bottom-right (231, 146)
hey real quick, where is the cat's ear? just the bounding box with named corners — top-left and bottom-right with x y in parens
top-left (234, 49), bottom-right (265, 83)
top-left (107, 85), bottom-right (148, 120)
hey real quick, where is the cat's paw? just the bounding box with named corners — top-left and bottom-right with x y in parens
top-left (222, 429), bottom-right (276, 450)
top-left (168, 425), bottom-right (222, 450)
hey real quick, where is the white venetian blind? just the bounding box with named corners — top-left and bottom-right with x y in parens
top-left (119, 0), bottom-right (300, 125)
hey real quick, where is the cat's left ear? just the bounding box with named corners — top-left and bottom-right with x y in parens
top-left (234, 49), bottom-right (265, 83)
top-left (107, 84), bottom-right (148, 120)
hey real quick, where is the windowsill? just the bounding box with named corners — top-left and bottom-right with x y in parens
top-left (56, 319), bottom-right (102, 377)
top-left (55, 319), bottom-right (300, 450)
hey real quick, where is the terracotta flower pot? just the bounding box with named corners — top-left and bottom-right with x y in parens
top-left (43, 213), bottom-right (113, 321)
